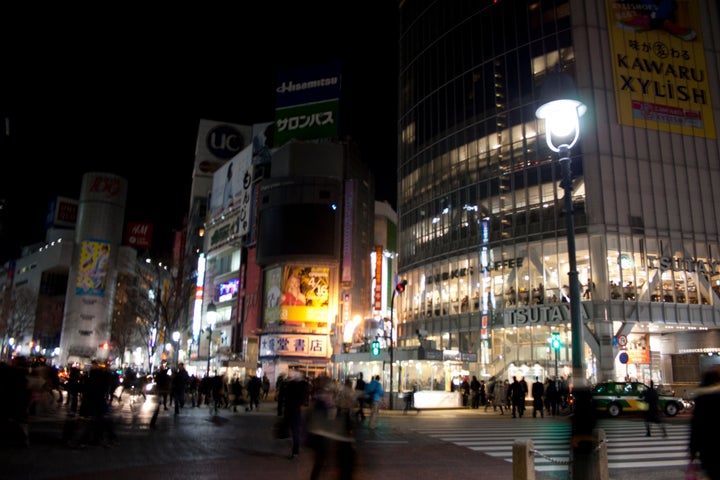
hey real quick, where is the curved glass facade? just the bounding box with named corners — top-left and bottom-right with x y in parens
top-left (396, 0), bottom-right (720, 386)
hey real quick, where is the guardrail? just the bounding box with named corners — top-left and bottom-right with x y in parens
top-left (512, 429), bottom-right (608, 480)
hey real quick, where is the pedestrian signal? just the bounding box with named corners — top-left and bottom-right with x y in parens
top-left (551, 332), bottom-right (561, 351)
top-left (371, 340), bottom-right (381, 357)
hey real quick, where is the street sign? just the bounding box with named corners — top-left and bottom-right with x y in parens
top-left (617, 334), bottom-right (628, 348)
top-left (619, 351), bottom-right (629, 364)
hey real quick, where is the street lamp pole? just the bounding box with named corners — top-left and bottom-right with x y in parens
top-left (536, 68), bottom-right (595, 479)
top-left (389, 280), bottom-right (407, 410)
top-left (206, 302), bottom-right (217, 377)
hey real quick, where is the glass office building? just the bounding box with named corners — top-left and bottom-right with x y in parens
top-left (394, 0), bottom-right (720, 387)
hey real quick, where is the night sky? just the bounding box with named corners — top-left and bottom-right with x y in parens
top-left (0, 3), bottom-right (398, 263)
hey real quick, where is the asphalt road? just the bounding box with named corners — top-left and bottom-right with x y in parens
top-left (0, 396), bottom-right (693, 480)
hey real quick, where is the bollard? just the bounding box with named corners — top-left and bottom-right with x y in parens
top-left (570, 428), bottom-right (608, 480)
top-left (513, 438), bottom-right (535, 480)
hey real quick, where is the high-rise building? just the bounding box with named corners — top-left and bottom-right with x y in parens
top-left (395, 0), bottom-right (720, 386)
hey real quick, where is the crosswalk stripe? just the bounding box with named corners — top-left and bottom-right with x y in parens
top-left (412, 418), bottom-right (690, 472)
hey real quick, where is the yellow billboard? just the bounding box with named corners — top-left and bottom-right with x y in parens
top-left (271, 265), bottom-right (330, 327)
top-left (605, 0), bottom-right (715, 138)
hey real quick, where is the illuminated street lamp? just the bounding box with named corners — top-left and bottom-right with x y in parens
top-left (536, 68), bottom-right (593, 479)
top-left (206, 302), bottom-right (217, 376)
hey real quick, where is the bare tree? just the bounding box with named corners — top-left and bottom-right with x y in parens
top-left (133, 258), bottom-right (193, 373)
top-left (0, 287), bottom-right (38, 359)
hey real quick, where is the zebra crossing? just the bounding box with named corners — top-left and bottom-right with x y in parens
top-left (412, 417), bottom-right (691, 473)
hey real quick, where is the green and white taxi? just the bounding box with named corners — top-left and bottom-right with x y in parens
top-left (591, 381), bottom-right (685, 417)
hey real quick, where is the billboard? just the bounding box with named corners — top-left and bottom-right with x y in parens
top-left (209, 144), bottom-right (254, 235)
top-left (76, 239), bottom-right (111, 296)
top-left (263, 265), bottom-right (330, 327)
top-left (274, 62), bottom-right (342, 146)
top-left (605, 0), bottom-right (715, 138)
top-left (125, 221), bottom-right (153, 249)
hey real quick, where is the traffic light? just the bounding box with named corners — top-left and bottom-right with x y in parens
top-left (99, 342), bottom-right (110, 350)
top-left (371, 340), bottom-right (381, 357)
top-left (551, 332), bottom-right (561, 351)
top-left (395, 279), bottom-right (408, 294)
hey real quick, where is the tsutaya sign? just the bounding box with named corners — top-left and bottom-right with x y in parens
top-left (505, 303), bottom-right (587, 326)
top-left (646, 255), bottom-right (720, 275)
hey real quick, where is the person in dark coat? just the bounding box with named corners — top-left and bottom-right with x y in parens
top-left (640, 380), bottom-right (666, 437)
top-left (545, 377), bottom-right (561, 416)
top-left (510, 376), bottom-right (527, 418)
top-left (690, 366), bottom-right (720, 479)
top-left (283, 370), bottom-right (309, 459)
top-left (245, 374), bottom-right (262, 411)
top-left (470, 376), bottom-right (481, 409)
top-left (171, 363), bottom-right (189, 415)
top-left (531, 377), bottom-right (545, 418)
top-left (354, 372), bottom-right (367, 421)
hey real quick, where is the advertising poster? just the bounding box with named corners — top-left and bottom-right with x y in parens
top-left (279, 265), bottom-right (330, 326)
top-left (264, 266), bottom-right (283, 326)
top-left (605, 0), bottom-right (715, 138)
top-left (76, 239), bottom-right (111, 296)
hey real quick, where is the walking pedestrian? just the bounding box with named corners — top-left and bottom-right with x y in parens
top-left (546, 377), bottom-right (561, 416)
top-left (470, 375), bottom-right (481, 409)
top-left (485, 376), bottom-right (497, 412)
top-left (364, 375), bottom-right (384, 430)
top-left (283, 369), bottom-right (309, 459)
top-left (640, 380), bottom-right (667, 437)
top-left (510, 376), bottom-right (527, 418)
top-left (307, 375), bottom-right (356, 480)
top-left (171, 363), bottom-right (189, 415)
top-left (531, 376), bottom-right (544, 418)
top-left (354, 372), bottom-right (367, 422)
top-left (492, 378), bottom-right (507, 415)
top-left (261, 373), bottom-right (270, 400)
top-left (245, 374), bottom-right (262, 411)
top-left (689, 366), bottom-right (720, 480)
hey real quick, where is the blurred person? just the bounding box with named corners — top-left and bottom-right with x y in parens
top-left (470, 375), bottom-right (481, 409)
top-left (460, 376), bottom-right (470, 407)
top-left (531, 376), bottom-right (545, 418)
top-left (640, 380), bottom-right (667, 437)
top-left (231, 376), bottom-right (244, 412)
top-left (364, 374), bottom-right (384, 430)
top-left (245, 374), bottom-right (262, 411)
top-left (510, 376), bottom-right (527, 418)
top-left (283, 369), bottom-right (309, 459)
top-left (171, 363), bottom-right (189, 415)
top-left (690, 366), bottom-right (720, 479)
top-left (79, 360), bottom-right (117, 446)
top-left (155, 365), bottom-right (172, 411)
top-left (354, 372), bottom-right (367, 422)
top-left (276, 373), bottom-right (287, 416)
top-left (485, 376), bottom-right (498, 412)
top-left (545, 377), bottom-right (561, 416)
top-left (262, 373), bottom-right (270, 400)
top-left (492, 378), bottom-right (507, 415)
top-left (0, 357), bottom-right (31, 446)
top-left (65, 365), bottom-right (82, 413)
top-left (307, 376), bottom-right (356, 480)
top-left (186, 374), bottom-right (198, 407)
